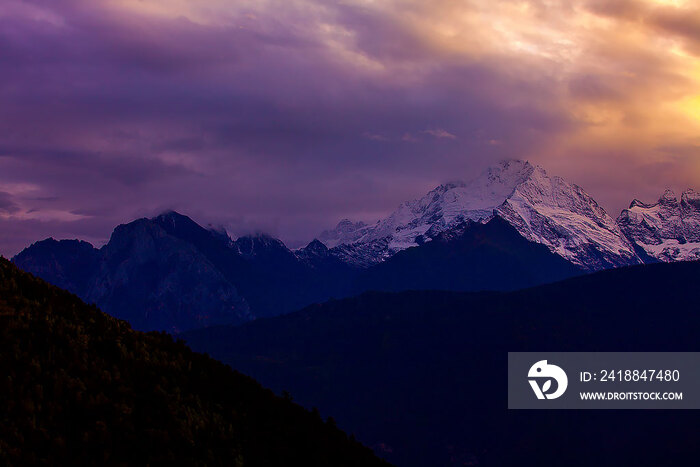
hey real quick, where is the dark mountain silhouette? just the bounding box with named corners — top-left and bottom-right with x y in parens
top-left (183, 261), bottom-right (700, 467)
top-left (13, 212), bottom-right (581, 332)
top-left (0, 257), bottom-right (388, 466)
top-left (85, 215), bottom-right (253, 332)
top-left (12, 212), bottom-right (356, 331)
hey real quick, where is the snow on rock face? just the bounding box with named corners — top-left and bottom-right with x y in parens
top-left (320, 160), bottom-right (641, 270)
top-left (617, 189), bottom-right (700, 262)
top-left (322, 161), bottom-right (536, 265)
top-left (494, 165), bottom-right (640, 270)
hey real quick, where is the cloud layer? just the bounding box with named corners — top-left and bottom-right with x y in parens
top-left (1, 0), bottom-right (699, 255)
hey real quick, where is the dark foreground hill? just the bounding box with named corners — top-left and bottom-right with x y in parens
top-left (0, 258), bottom-right (388, 467)
top-left (183, 261), bottom-right (700, 467)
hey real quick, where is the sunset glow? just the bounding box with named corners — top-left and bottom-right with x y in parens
top-left (0, 0), bottom-right (699, 255)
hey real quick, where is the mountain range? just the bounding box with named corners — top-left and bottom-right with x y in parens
top-left (12, 160), bottom-right (700, 332)
top-left (617, 188), bottom-right (700, 262)
top-left (320, 159), bottom-right (699, 268)
top-left (320, 160), bottom-right (639, 269)
top-left (12, 212), bottom-right (357, 332)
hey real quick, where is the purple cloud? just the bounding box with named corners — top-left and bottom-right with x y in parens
top-left (0, 0), bottom-right (699, 255)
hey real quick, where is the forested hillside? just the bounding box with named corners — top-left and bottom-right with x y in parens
top-left (0, 258), bottom-right (388, 466)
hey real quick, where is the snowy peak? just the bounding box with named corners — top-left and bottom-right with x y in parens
top-left (474, 159), bottom-right (536, 198)
top-left (350, 161), bottom-right (538, 252)
top-left (319, 159), bottom-right (641, 270)
top-left (494, 166), bottom-right (638, 269)
top-left (617, 188), bottom-right (700, 262)
top-left (320, 161), bottom-right (539, 256)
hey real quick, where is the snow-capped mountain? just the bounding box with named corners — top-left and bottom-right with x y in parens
top-left (320, 160), bottom-right (641, 270)
top-left (617, 189), bottom-right (700, 262)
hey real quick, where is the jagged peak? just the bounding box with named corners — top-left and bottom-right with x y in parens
top-left (659, 188), bottom-right (678, 204)
top-left (681, 189), bottom-right (700, 209)
top-left (626, 189), bottom-right (700, 211)
top-left (629, 199), bottom-right (653, 209)
top-left (618, 186), bottom-right (700, 264)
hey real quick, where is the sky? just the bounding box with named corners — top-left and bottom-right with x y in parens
top-left (1, 0), bottom-right (699, 255)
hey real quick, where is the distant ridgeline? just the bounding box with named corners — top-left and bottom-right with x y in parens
top-left (12, 161), bottom-right (700, 333)
top-left (0, 258), bottom-right (389, 466)
top-left (13, 212), bottom-right (582, 332)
